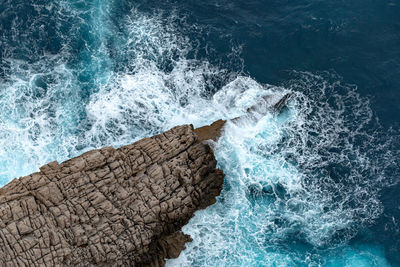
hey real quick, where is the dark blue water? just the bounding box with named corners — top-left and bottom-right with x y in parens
top-left (0, 0), bottom-right (399, 266)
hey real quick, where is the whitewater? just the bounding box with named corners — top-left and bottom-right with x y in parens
top-left (0, 1), bottom-right (398, 266)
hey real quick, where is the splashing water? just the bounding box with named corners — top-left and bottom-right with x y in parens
top-left (0, 4), bottom-right (231, 183)
top-left (167, 72), bottom-right (395, 267)
top-left (0, 2), bottom-right (398, 266)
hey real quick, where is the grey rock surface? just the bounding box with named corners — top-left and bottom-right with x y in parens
top-left (0, 125), bottom-right (224, 266)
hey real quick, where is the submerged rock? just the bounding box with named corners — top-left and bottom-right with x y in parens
top-left (0, 125), bottom-right (223, 266)
top-left (194, 92), bottom-right (291, 141)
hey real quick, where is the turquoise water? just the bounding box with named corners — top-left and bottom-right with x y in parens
top-left (168, 76), bottom-right (394, 266)
top-left (0, 0), bottom-right (399, 266)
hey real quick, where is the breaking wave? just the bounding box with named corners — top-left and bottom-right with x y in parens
top-left (0, 4), bottom-right (232, 183)
top-left (0, 2), bottom-right (398, 266)
top-left (167, 72), bottom-right (396, 266)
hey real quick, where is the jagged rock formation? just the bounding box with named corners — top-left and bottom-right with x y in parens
top-left (0, 125), bottom-right (224, 266)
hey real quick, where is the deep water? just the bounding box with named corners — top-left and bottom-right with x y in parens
top-left (0, 0), bottom-right (399, 266)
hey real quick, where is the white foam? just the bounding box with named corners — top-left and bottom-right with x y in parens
top-left (0, 6), bottom-right (394, 266)
top-left (167, 72), bottom-right (393, 266)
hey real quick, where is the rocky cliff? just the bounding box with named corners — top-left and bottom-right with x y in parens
top-left (0, 125), bottom-right (224, 266)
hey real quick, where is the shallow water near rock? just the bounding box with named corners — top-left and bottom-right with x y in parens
top-left (0, 0), bottom-right (399, 266)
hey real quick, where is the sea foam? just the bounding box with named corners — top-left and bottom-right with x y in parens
top-left (0, 4), bottom-right (395, 266)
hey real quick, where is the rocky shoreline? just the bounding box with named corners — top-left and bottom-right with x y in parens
top-left (0, 125), bottom-right (224, 266)
top-left (0, 92), bottom-right (290, 266)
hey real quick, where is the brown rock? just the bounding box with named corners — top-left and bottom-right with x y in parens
top-left (0, 125), bottom-right (224, 266)
top-left (194, 119), bottom-right (227, 142)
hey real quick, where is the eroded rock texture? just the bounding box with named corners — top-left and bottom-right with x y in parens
top-left (0, 125), bottom-right (224, 266)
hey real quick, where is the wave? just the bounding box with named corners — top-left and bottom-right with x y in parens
top-left (0, 2), bottom-right (398, 266)
top-left (167, 72), bottom-right (396, 266)
top-left (0, 3), bottom-right (237, 183)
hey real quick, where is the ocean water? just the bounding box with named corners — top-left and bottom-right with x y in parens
top-left (0, 0), bottom-right (399, 266)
